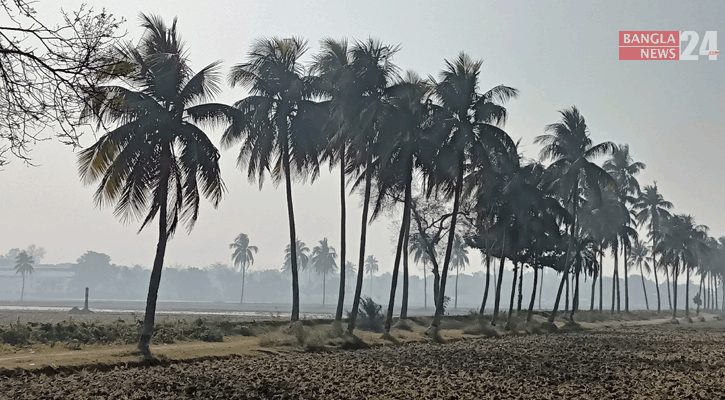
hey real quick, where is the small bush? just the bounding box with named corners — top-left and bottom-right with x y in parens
top-left (348, 296), bottom-right (384, 332)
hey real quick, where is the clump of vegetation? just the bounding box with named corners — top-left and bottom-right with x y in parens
top-left (348, 297), bottom-right (384, 332)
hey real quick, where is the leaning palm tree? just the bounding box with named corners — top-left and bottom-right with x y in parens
top-left (14, 251), bottom-right (34, 301)
top-left (78, 15), bottom-right (227, 356)
top-left (632, 183), bottom-right (673, 312)
top-left (311, 238), bottom-right (338, 306)
top-left (450, 234), bottom-right (470, 309)
top-left (535, 106), bottom-right (615, 324)
top-left (230, 233), bottom-right (258, 304)
top-left (630, 238), bottom-right (651, 310)
top-left (223, 37), bottom-right (322, 322)
top-left (365, 255), bottom-right (379, 297)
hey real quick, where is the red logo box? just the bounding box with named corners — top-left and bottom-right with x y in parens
top-left (619, 31), bottom-right (680, 60)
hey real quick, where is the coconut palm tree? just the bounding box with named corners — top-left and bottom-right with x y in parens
top-left (428, 52), bottom-right (518, 329)
top-left (311, 38), bottom-right (354, 322)
top-left (311, 238), bottom-right (338, 306)
top-left (365, 255), bottom-right (379, 297)
top-left (451, 234), bottom-right (469, 309)
top-left (223, 37), bottom-right (323, 322)
top-left (344, 39), bottom-right (400, 334)
top-left (632, 183), bottom-right (673, 312)
top-left (230, 233), bottom-right (258, 304)
top-left (410, 232), bottom-right (434, 309)
top-left (630, 238), bottom-right (651, 310)
top-left (534, 106), bottom-right (615, 324)
top-left (14, 251), bottom-right (34, 301)
top-left (604, 144), bottom-right (645, 312)
top-left (78, 15), bottom-right (227, 356)
top-left (345, 261), bottom-right (357, 294)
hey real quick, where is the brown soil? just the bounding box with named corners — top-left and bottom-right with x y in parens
top-left (1, 317), bottom-right (725, 398)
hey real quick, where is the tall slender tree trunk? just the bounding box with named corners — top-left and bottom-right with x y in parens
top-left (492, 229), bottom-right (507, 326)
top-left (651, 220), bottom-right (661, 312)
top-left (241, 267), bottom-right (245, 304)
top-left (685, 265), bottom-right (690, 318)
top-left (21, 273), bottom-right (25, 302)
top-left (624, 246), bottom-right (629, 312)
top-left (139, 146), bottom-right (170, 356)
top-left (480, 253), bottom-right (491, 315)
top-left (454, 264), bottom-right (459, 309)
top-left (322, 271), bottom-right (326, 306)
top-left (347, 158), bottom-right (373, 334)
top-left (616, 252), bottom-right (621, 313)
top-left (423, 263), bottom-right (427, 309)
top-left (539, 268), bottom-right (543, 310)
top-left (282, 144), bottom-right (301, 322)
top-left (570, 266), bottom-right (580, 320)
top-left (666, 268), bottom-right (673, 310)
top-left (548, 185), bottom-right (578, 324)
top-left (527, 266), bottom-right (538, 322)
top-left (611, 249), bottom-right (618, 315)
top-left (590, 265), bottom-right (597, 311)
top-left (653, 266), bottom-right (661, 312)
top-left (335, 147), bottom-right (346, 321)
top-left (517, 265), bottom-right (524, 313)
top-left (385, 175), bottom-right (412, 333)
top-left (401, 226), bottom-right (410, 319)
top-left (640, 263), bottom-right (650, 310)
top-left (565, 273), bottom-right (570, 312)
top-left (715, 276), bottom-right (719, 311)
top-left (672, 265), bottom-right (678, 319)
top-left (507, 260), bottom-right (519, 324)
top-left (432, 159), bottom-right (464, 329)
top-left (599, 249), bottom-right (603, 312)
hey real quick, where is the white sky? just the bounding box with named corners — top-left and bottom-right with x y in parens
top-left (1, 0), bottom-right (723, 279)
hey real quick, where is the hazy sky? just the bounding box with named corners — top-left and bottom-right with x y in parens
top-left (1, 0), bottom-right (723, 279)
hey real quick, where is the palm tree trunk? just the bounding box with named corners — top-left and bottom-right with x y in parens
top-left (454, 264), bottom-right (459, 309)
top-left (385, 174), bottom-right (412, 333)
top-left (492, 228), bottom-right (507, 326)
top-left (539, 268), bottom-right (543, 310)
top-left (423, 262), bottom-right (428, 309)
top-left (517, 265), bottom-right (524, 313)
top-left (335, 147), bottom-right (346, 321)
top-left (282, 144), bottom-right (301, 322)
top-left (480, 253), bottom-right (491, 315)
top-left (432, 159), bottom-right (464, 329)
top-left (624, 246), bottom-right (629, 312)
top-left (570, 267), bottom-right (580, 320)
top-left (590, 264), bottom-right (597, 311)
top-left (401, 225), bottom-right (410, 319)
top-left (715, 276), bottom-right (719, 311)
top-left (507, 260), bottom-right (519, 324)
top-left (322, 271), bottom-right (326, 307)
top-left (565, 273), bottom-right (570, 312)
top-left (666, 267), bottom-right (672, 310)
top-left (241, 267), bottom-right (245, 304)
top-left (599, 249), bottom-right (603, 312)
top-left (611, 249), bottom-right (618, 315)
top-left (139, 146), bottom-right (170, 356)
top-left (347, 158), bottom-right (373, 334)
top-left (653, 265), bottom-right (661, 313)
top-left (697, 274), bottom-right (704, 315)
top-left (672, 265), bottom-right (678, 319)
top-left (548, 185), bottom-right (578, 324)
top-left (527, 265), bottom-right (538, 322)
top-left (21, 273), bottom-right (25, 301)
top-left (640, 263), bottom-right (650, 310)
top-left (685, 265), bottom-right (690, 318)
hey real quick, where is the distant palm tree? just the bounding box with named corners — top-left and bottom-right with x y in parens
top-left (223, 37), bottom-right (323, 322)
top-left (311, 238), bottom-right (338, 306)
top-left (630, 238), bottom-right (651, 310)
top-left (78, 15), bottom-right (227, 356)
top-left (345, 261), bottom-right (357, 294)
top-left (230, 233), bottom-right (258, 304)
top-left (632, 183), bottom-right (673, 312)
top-left (451, 234), bottom-right (469, 309)
top-left (365, 255), bottom-right (379, 297)
top-left (283, 239), bottom-right (310, 276)
top-left (14, 251), bottom-right (34, 301)
top-left (410, 232), bottom-right (434, 308)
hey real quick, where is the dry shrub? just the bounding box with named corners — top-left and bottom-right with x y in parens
top-left (462, 322), bottom-right (500, 337)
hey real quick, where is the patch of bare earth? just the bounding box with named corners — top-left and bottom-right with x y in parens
top-left (2, 323), bottom-right (725, 399)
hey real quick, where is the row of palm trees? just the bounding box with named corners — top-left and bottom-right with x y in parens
top-left (77, 15), bottom-right (723, 355)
